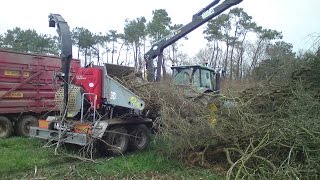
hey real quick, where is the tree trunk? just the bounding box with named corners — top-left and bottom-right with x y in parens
top-left (229, 25), bottom-right (239, 80)
top-left (250, 39), bottom-right (264, 72)
top-left (147, 58), bottom-right (155, 82)
top-left (97, 49), bottom-right (100, 64)
top-left (224, 39), bottom-right (230, 75)
top-left (162, 55), bottom-right (166, 78)
top-left (240, 50), bottom-right (244, 80)
top-left (125, 46), bottom-right (129, 66)
top-left (210, 42), bottom-right (216, 68)
top-left (116, 42), bottom-right (125, 65)
top-left (237, 32), bottom-right (247, 80)
top-left (235, 47), bottom-right (244, 80)
top-left (138, 46), bottom-right (143, 72)
top-left (143, 38), bottom-right (146, 55)
top-left (77, 45), bottom-right (80, 59)
top-left (156, 53), bottom-right (163, 82)
top-left (111, 41), bottom-right (115, 64)
top-left (125, 50), bottom-right (128, 65)
top-left (133, 44), bottom-right (138, 70)
top-left (143, 38), bottom-right (146, 79)
top-left (84, 48), bottom-right (87, 66)
top-left (215, 41), bottom-right (219, 67)
top-left (236, 48), bottom-right (240, 79)
top-left (106, 47), bottom-right (109, 63)
top-left (230, 46), bottom-right (234, 80)
top-left (172, 45), bottom-right (175, 65)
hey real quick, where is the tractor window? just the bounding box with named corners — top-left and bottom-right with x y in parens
top-left (192, 69), bottom-right (201, 87)
top-left (173, 69), bottom-right (191, 85)
top-left (172, 67), bottom-right (214, 91)
top-left (200, 69), bottom-right (213, 90)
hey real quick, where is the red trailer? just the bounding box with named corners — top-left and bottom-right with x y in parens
top-left (0, 49), bottom-right (80, 138)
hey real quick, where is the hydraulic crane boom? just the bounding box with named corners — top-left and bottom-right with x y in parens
top-left (144, 0), bottom-right (243, 81)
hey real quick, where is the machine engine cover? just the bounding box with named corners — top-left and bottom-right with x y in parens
top-left (74, 67), bottom-right (102, 109)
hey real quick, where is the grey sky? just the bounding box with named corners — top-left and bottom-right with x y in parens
top-left (0, 0), bottom-right (319, 57)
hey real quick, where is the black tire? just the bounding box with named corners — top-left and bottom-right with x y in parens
top-left (15, 115), bottom-right (38, 137)
top-left (128, 124), bottom-right (150, 151)
top-left (103, 127), bottom-right (129, 155)
top-left (0, 116), bottom-right (14, 138)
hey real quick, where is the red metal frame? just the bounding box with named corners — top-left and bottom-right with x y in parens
top-left (0, 49), bottom-right (80, 114)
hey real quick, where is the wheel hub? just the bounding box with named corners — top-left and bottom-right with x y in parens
top-left (134, 131), bottom-right (147, 148)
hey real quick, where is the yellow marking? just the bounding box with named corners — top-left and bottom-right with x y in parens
top-left (134, 102), bottom-right (141, 108)
top-left (208, 103), bottom-right (218, 127)
top-left (4, 70), bottom-right (30, 77)
top-left (208, 116), bottom-right (217, 127)
top-left (209, 104), bottom-right (218, 112)
top-left (0, 92), bottom-right (23, 98)
top-left (23, 72), bottom-right (29, 77)
top-left (130, 96), bottom-right (137, 103)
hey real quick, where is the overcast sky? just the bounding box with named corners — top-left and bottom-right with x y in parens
top-left (1, 0), bottom-right (319, 57)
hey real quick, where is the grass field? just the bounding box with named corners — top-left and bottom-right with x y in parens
top-left (0, 137), bottom-right (221, 179)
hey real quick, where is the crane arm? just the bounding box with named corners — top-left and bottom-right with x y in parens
top-left (144, 0), bottom-right (242, 80)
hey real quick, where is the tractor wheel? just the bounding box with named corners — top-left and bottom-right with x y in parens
top-left (0, 116), bottom-right (13, 138)
top-left (128, 124), bottom-right (150, 151)
top-left (104, 127), bottom-right (129, 155)
top-left (15, 115), bottom-right (38, 137)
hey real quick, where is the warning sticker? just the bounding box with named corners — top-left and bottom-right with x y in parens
top-left (4, 70), bottom-right (30, 77)
top-left (0, 92), bottom-right (24, 98)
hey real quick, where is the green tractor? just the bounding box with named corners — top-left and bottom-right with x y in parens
top-left (171, 65), bottom-right (221, 94)
top-left (171, 65), bottom-right (223, 126)
top-left (171, 65), bottom-right (238, 110)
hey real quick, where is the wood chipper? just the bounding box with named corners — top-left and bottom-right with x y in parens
top-left (30, 14), bottom-right (152, 155)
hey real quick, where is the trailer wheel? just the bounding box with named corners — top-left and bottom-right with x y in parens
top-left (104, 127), bottom-right (129, 155)
top-left (128, 124), bottom-right (150, 151)
top-left (16, 115), bottom-right (38, 137)
top-left (0, 116), bottom-right (13, 138)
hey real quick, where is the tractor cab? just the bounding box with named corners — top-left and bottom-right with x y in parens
top-left (171, 65), bottom-right (220, 94)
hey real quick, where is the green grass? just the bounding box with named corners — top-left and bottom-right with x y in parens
top-left (0, 137), bottom-right (72, 175)
top-left (0, 137), bottom-right (221, 179)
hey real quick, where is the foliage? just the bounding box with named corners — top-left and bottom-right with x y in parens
top-left (203, 8), bottom-right (284, 81)
top-left (107, 30), bottom-right (121, 64)
top-left (0, 34), bottom-right (3, 47)
top-left (71, 27), bottom-right (96, 64)
top-left (0, 6), bottom-right (295, 83)
top-left (293, 53), bottom-right (320, 95)
top-left (252, 41), bottom-right (296, 81)
top-left (248, 28), bottom-right (283, 73)
top-left (205, 13), bottom-right (230, 42)
top-left (124, 16), bottom-right (147, 69)
top-left (0, 27), bottom-right (59, 55)
top-left (257, 28), bottom-right (283, 40)
top-left (167, 24), bottom-right (185, 66)
top-left (266, 41), bottom-right (296, 59)
top-left (90, 32), bottom-right (105, 64)
top-left (146, 9), bottom-right (172, 81)
top-left (147, 9), bottom-right (171, 42)
top-left (124, 17), bottom-right (146, 46)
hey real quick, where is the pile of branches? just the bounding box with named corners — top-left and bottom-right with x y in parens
top-left (208, 54), bottom-right (320, 179)
top-left (214, 83), bottom-right (320, 179)
top-left (119, 77), bottom-right (216, 155)
top-left (116, 54), bottom-right (320, 179)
